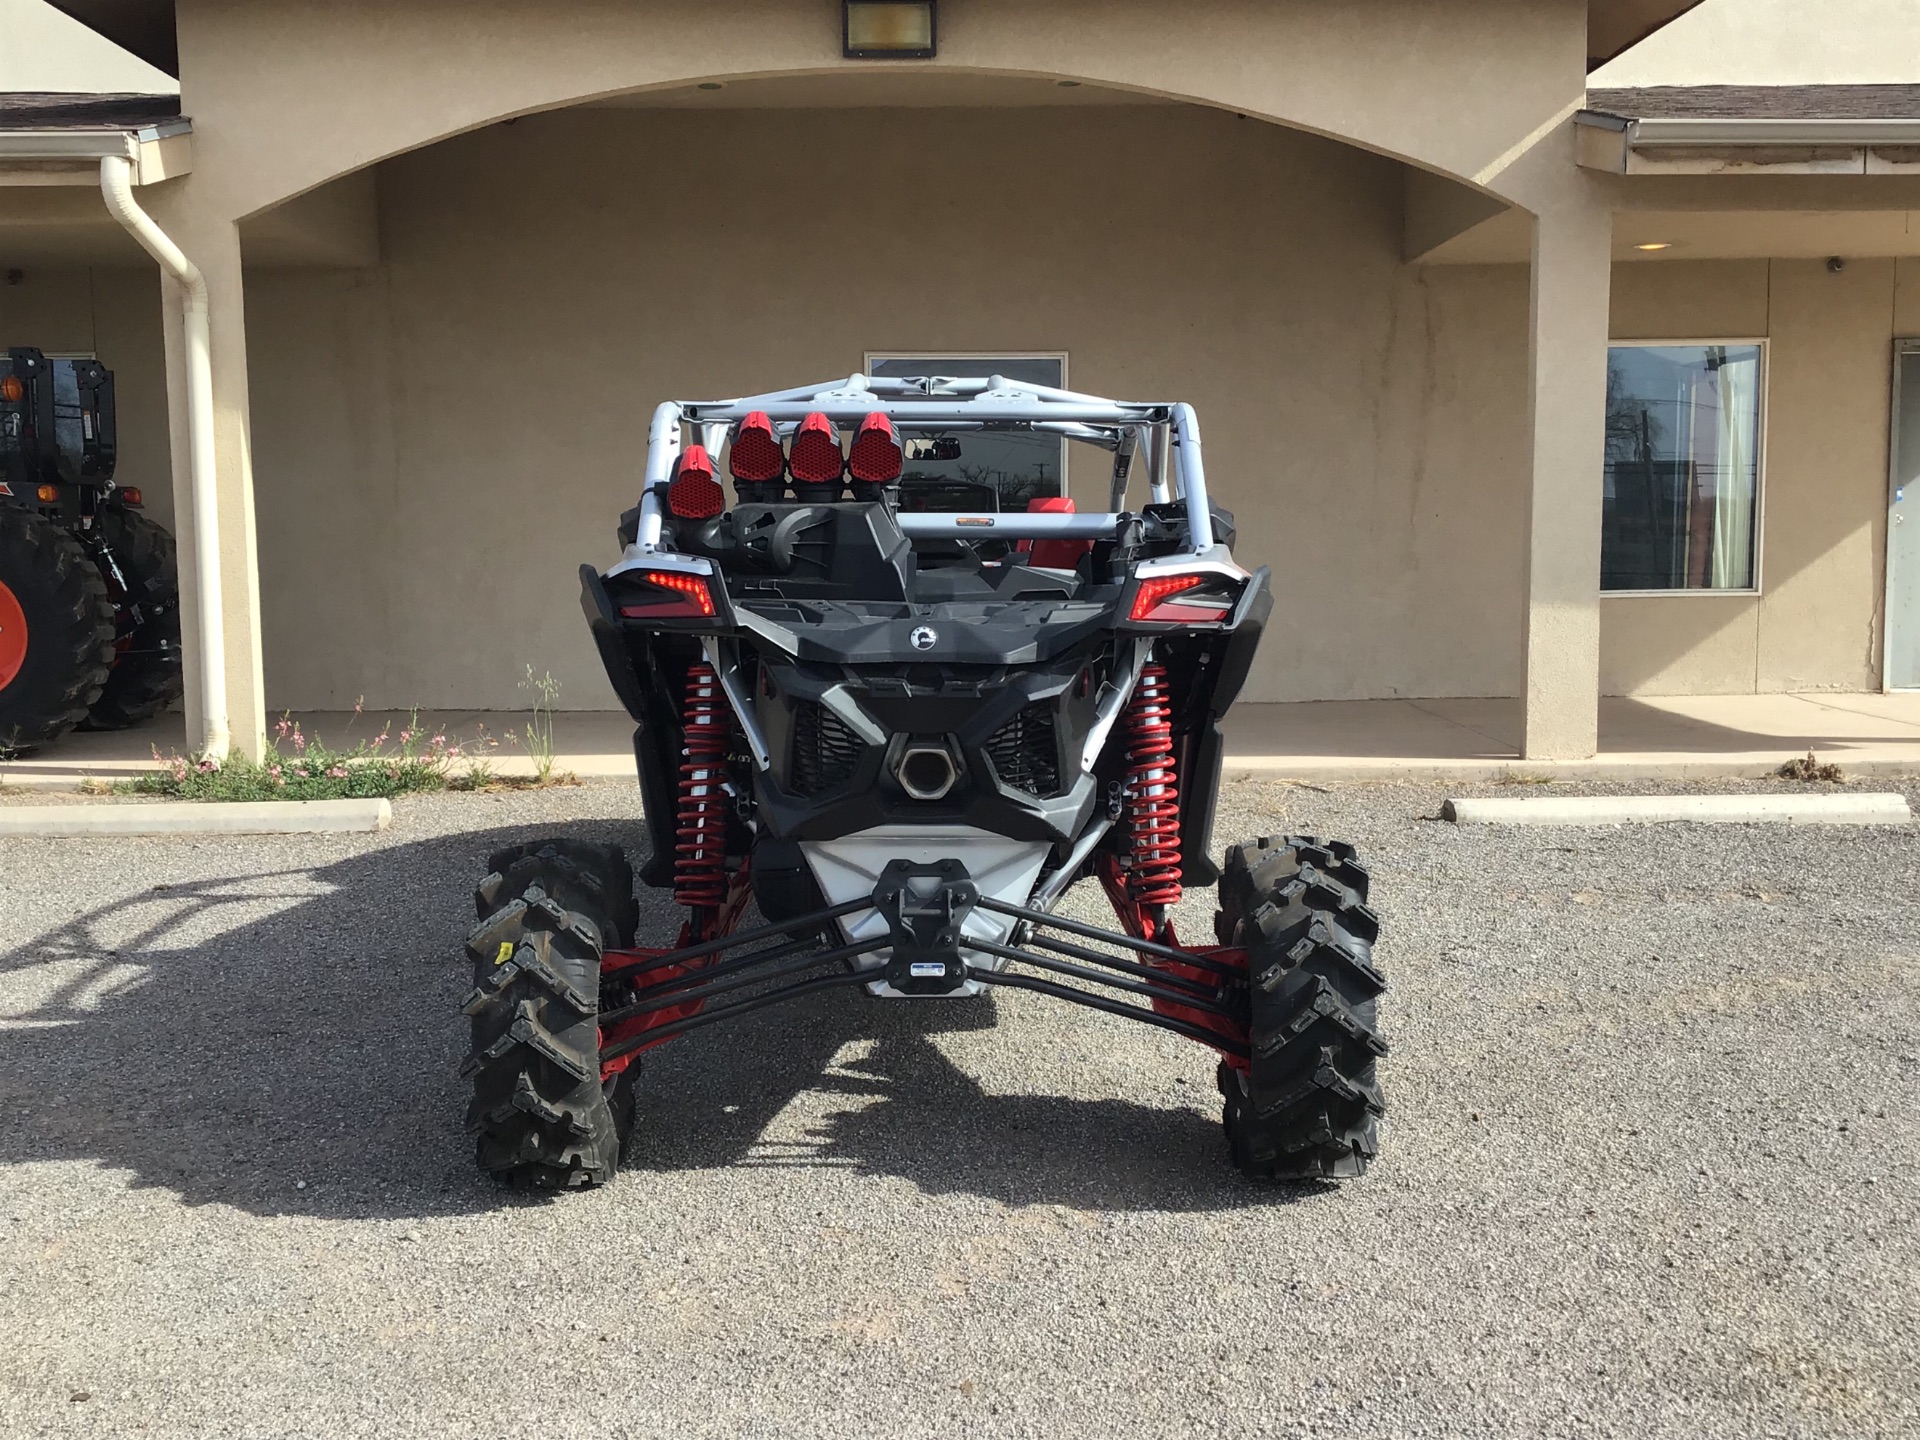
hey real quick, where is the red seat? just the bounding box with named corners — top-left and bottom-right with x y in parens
top-left (1017, 496), bottom-right (1093, 572)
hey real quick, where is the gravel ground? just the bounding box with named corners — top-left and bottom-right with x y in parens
top-left (1, 775), bottom-right (1916, 1439)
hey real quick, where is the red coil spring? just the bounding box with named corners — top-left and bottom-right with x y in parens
top-left (674, 662), bottom-right (730, 910)
top-left (1122, 662), bottom-right (1182, 907)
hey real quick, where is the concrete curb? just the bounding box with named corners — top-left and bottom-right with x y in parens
top-left (1442, 792), bottom-right (1913, 826)
top-left (0, 798), bottom-right (393, 837)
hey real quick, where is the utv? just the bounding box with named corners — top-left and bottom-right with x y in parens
top-left (0, 347), bottom-right (182, 751)
top-left (464, 375), bottom-right (1385, 1188)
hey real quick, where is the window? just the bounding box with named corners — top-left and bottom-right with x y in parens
top-left (865, 353), bottom-right (1066, 513)
top-left (1602, 343), bottom-right (1763, 592)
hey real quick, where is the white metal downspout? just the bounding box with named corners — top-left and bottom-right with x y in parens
top-left (99, 153), bottom-right (229, 759)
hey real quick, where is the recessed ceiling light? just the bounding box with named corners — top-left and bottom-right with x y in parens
top-left (697, 82), bottom-right (724, 91)
top-left (1057, 80), bottom-right (1082, 88)
top-left (1634, 242), bottom-right (1674, 252)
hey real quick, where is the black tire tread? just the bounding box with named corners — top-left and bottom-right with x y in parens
top-left (463, 858), bottom-right (621, 1190)
top-left (0, 507), bottom-right (116, 754)
top-left (1214, 834), bottom-right (1387, 1181)
top-left (475, 837), bottom-right (638, 948)
top-left (83, 508), bottom-right (185, 730)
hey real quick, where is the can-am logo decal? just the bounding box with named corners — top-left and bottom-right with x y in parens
top-left (909, 626), bottom-right (938, 650)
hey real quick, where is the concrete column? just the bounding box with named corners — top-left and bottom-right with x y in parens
top-left (154, 209), bottom-right (268, 759)
top-left (1520, 190), bottom-right (1613, 760)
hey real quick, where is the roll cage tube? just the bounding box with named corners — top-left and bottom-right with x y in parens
top-left (623, 375), bottom-right (1222, 564)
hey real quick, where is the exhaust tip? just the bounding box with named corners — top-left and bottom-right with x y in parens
top-left (897, 743), bottom-right (958, 801)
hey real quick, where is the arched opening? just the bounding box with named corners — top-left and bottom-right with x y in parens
top-left (234, 74), bottom-right (1532, 715)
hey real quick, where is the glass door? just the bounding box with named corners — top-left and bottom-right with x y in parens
top-left (1888, 343), bottom-right (1920, 689)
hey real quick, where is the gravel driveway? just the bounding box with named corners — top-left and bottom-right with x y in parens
top-left (1, 777), bottom-right (1916, 1439)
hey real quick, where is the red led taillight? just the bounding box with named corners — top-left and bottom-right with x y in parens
top-left (847, 411), bottom-right (902, 487)
top-left (668, 445), bottom-right (725, 520)
top-left (1127, 572), bottom-right (1235, 623)
top-left (619, 570), bottom-right (716, 619)
top-left (788, 411), bottom-right (844, 491)
top-left (729, 411), bottom-right (785, 497)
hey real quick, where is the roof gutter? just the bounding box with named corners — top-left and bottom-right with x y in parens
top-left (98, 152), bottom-right (228, 760)
top-left (0, 120), bottom-right (190, 183)
top-left (1576, 110), bottom-right (1920, 174)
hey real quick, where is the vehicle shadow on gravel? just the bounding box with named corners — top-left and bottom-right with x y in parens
top-left (0, 825), bottom-right (1297, 1220)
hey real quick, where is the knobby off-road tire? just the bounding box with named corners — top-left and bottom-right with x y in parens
top-left (1214, 834), bottom-right (1387, 1180)
top-left (85, 508), bottom-right (185, 730)
top-left (463, 840), bottom-right (636, 1189)
top-left (0, 507), bottom-right (115, 755)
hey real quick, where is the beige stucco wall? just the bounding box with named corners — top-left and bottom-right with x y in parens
top-left (246, 104), bottom-right (1531, 710)
top-left (1600, 257), bottom-right (1903, 695)
top-left (12, 110), bottom-right (1907, 712)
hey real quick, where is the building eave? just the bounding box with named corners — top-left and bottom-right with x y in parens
top-left (0, 119), bottom-right (191, 185)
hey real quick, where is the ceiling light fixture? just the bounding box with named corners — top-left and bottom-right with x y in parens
top-left (844, 1), bottom-right (936, 59)
top-left (1633, 242), bottom-right (1674, 252)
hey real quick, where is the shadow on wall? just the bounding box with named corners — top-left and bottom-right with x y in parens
top-left (0, 824), bottom-right (1291, 1220)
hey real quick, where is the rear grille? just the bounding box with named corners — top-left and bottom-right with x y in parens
top-left (986, 703), bottom-right (1060, 798)
top-left (791, 702), bottom-right (862, 795)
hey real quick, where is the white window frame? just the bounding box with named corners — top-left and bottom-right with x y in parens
top-left (863, 350), bottom-right (1071, 492)
top-left (1600, 336), bottom-right (1769, 599)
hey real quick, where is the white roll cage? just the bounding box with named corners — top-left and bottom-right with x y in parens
top-left (620, 374), bottom-right (1229, 570)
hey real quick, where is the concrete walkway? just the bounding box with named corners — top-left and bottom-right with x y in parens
top-left (8, 692), bottom-right (1920, 789)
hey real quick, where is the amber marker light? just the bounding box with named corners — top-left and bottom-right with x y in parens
top-left (0, 375), bottom-right (22, 403)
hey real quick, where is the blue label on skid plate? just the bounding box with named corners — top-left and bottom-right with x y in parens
top-left (909, 962), bottom-right (948, 978)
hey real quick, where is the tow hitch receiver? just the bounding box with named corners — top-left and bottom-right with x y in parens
top-left (873, 859), bottom-right (976, 995)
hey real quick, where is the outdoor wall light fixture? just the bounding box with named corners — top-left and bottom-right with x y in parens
top-left (844, 1), bottom-right (936, 58)
top-left (1633, 242), bottom-right (1674, 251)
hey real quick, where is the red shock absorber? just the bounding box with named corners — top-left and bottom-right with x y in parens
top-left (1122, 662), bottom-right (1182, 907)
top-left (674, 662), bottom-right (730, 911)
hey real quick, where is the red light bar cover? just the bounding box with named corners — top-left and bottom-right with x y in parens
top-left (729, 411), bottom-right (785, 483)
top-left (788, 411), bottom-right (844, 486)
top-left (668, 445), bottom-right (725, 520)
top-left (847, 411), bottom-right (903, 485)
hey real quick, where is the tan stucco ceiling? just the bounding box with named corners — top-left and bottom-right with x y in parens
top-left (1419, 204), bottom-right (1920, 264)
top-left (46, 1), bottom-right (1707, 81)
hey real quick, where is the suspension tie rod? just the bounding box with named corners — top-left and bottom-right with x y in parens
top-left (974, 897), bottom-right (1243, 975)
top-left (602, 936), bottom-right (886, 1026)
top-left (966, 940), bottom-right (1238, 1018)
top-left (970, 971), bottom-right (1249, 1058)
top-left (1017, 930), bottom-right (1223, 998)
top-left (600, 973), bottom-right (873, 1062)
top-left (610, 898), bottom-right (874, 974)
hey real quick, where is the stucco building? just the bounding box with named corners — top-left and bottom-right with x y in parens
top-left (4, 0), bottom-right (1919, 759)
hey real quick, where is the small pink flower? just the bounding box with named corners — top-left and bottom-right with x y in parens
top-left (397, 728), bottom-right (414, 746)
top-left (274, 716), bottom-right (291, 740)
top-left (292, 726), bottom-right (307, 753)
top-left (326, 765), bottom-right (348, 779)
top-left (353, 696), bottom-right (365, 716)
top-left (196, 757), bottom-right (220, 773)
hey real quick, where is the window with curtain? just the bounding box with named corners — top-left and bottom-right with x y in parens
top-left (1601, 343), bottom-right (1763, 592)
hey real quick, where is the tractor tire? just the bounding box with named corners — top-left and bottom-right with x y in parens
top-left (462, 845), bottom-right (626, 1190)
top-left (0, 507), bottom-right (116, 755)
top-left (84, 508), bottom-right (184, 730)
top-left (1213, 835), bottom-right (1387, 1180)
